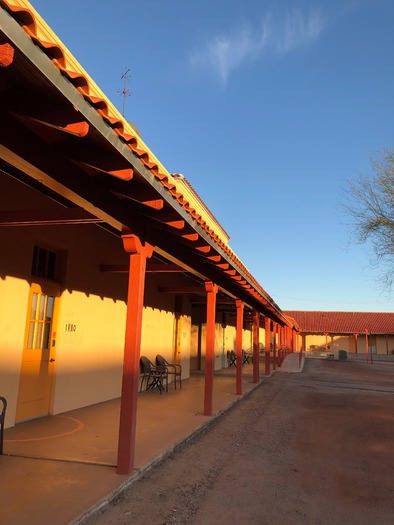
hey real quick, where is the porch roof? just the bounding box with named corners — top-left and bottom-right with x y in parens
top-left (0, 0), bottom-right (295, 328)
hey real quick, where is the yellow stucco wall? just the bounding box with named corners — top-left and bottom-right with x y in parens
top-left (0, 276), bottom-right (29, 426)
top-left (304, 333), bottom-right (394, 355)
top-left (52, 291), bottom-right (126, 414)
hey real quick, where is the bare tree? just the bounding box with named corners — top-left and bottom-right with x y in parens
top-left (345, 148), bottom-right (394, 292)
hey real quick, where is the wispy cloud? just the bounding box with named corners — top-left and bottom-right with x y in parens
top-left (190, 8), bottom-right (325, 85)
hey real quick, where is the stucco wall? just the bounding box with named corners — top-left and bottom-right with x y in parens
top-left (52, 290), bottom-right (126, 414)
top-left (0, 276), bottom-right (29, 427)
top-left (305, 333), bottom-right (394, 355)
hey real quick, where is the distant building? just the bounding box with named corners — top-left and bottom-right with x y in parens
top-left (285, 311), bottom-right (394, 356)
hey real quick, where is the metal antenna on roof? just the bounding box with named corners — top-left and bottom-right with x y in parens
top-left (118, 67), bottom-right (131, 117)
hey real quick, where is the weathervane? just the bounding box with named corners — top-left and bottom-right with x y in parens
top-left (118, 67), bottom-right (131, 117)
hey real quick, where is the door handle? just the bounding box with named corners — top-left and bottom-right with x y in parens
top-left (49, 358), bottom-right (56, 362)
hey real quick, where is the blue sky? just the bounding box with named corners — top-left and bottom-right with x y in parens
top-left (31, 0), bottom-right (394, 312)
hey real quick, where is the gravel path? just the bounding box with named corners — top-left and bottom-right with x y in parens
top-left (82, 358), bottom-right (394, 525)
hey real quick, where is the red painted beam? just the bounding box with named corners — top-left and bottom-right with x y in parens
top-left (0, 43), bottom-right (14, 67)
top-left (252, 310), bottom-right (260, 383)
top-left (117, 234), bottom-right (153, 475)
top-left (272, 322), bottom-right (277, 371)
top-left (265, 318), bottom-right (271, 376)
top-left (204, 281), bottom-right (218, 416)
top-left (236, 299), bottom-right (244, 395)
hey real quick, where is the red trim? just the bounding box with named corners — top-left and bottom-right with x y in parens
top-left (204, 282), bottom-right (217, 416)
top-left (252, 310), bottom-right (260, 383)
top-left (117, 234), bottom-right (153, 475)
top-left (0, 42), bottom-right (14, 67)
top-left (236, 300), bottom-right (244, 395)
top-left (265, 318), bottom-right (271, 376)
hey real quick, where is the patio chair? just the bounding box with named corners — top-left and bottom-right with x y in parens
top-left (242, 349), bottom-right (253, 364)
top-left (139, 356), bottom-right (168, 394)
top-left (227, 350), bottom-right (236, 367)
top-left (156, 355), bottom-right (182, 389)
top-left (0, 396), bottom-right (7, 455)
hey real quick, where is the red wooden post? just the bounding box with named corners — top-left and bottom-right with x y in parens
top-left (117, 234), bottom-right (153, 475)
top-left (278, 326), bottom-right (283, 366)
top-left (354, 333), bottom-right (358, 354)
top-left (204, 281), bottom-right (218, 416)
top-left (265, 317), bottom-right (271, 376)
top-left (236, 300), bottom-right (244, 395)
top-left (272, 322), bottom-right (277, 371)
top-left (252, 310), bottom-right (260, 383)
top-left (366, 329), bottom-right (371, 364)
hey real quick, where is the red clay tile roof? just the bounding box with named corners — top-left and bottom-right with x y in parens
top-left (284, 311), bottom-right (394, 335)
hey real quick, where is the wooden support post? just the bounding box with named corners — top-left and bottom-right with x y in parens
top-left (117, 234), bottom-right (153, 475)
top-left (252, 310), bottom-right (260, 383)
top-left (366, 329), bottom-right (371, 363)
top-left (290, 328), bottom-right (294, 353)
top-left (236, 300), bottom-right (244, 395)
top-left (272, 322), bottom-right (277, 371)
top-left (265, 318), bottom-right (271, 376)
top-left (204, 281), bottom-right (218, 416)
top-left (286, 328), bottom-right (290, 354)
top-left (278, 326), bottom-right (283, 366)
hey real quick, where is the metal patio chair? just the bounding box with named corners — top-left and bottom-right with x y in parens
top-left (242, 349), bottom-right (253, 364)
top-left (139, 356), bottom-right (168, 394)
top-left (156, 354), bottom-right (182, 389)
top-left (227, 350), bottom-right (237, 367)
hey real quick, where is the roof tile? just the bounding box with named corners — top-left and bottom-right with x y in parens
top-left (284, 311), bottom-right (394, 335)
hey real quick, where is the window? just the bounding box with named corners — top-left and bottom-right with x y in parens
top-left (31, 246), bottom-right (57, 280)
top-left (26, 292), bottom-right (54, 350)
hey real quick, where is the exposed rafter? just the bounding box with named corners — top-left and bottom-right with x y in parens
top-left (101, 263), bottom-right (186, 273)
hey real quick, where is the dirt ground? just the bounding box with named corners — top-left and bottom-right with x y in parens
top-left (82, 358), bottom-right (394, 525)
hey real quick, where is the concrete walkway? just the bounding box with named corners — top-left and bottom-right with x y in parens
top-left (1, 355), bottom-right (303, 525)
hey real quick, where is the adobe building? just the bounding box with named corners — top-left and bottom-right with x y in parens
top-left (0, 1), bottom-right (298, 473)
top-left (285, 311), bottom-right (394, 357)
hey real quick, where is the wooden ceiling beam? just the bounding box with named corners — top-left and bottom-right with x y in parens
top-left (71, 159), bottom-right (133, 181)
top-left (0, 42), bottom-right (14, 67)
top-left (181, 232), bottom-right (199, 241)
top-left (207, 254), bottom-right (221, 263)
top-left (159, 286), bottom-right (207, 294)
top-left (11, 111), bottom-right (89, 137)
top-left (100, 263), bottom-right (187, 273)
top-left (113, 191), bottom-right (163, 210)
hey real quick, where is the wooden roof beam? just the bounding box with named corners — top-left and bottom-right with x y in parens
top-left (100, 263), bottom-right (186, 273)
top-left (72, 159), bottom-right (134, 181)
top-left (0, 42), bottom-right (14, 67)
top-left (159, 286), bottom-right (206, 294)
top-left (11, 111), bottom-right (89, 137)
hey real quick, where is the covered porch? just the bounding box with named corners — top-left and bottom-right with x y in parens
top-left (1, 362), bottom-right (268, 525)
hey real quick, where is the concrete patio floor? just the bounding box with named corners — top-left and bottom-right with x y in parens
top-left (1, 358), bottom-right (292, 525)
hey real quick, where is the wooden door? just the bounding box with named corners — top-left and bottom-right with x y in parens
top-left (16, 282), bottom-right (59, 422)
